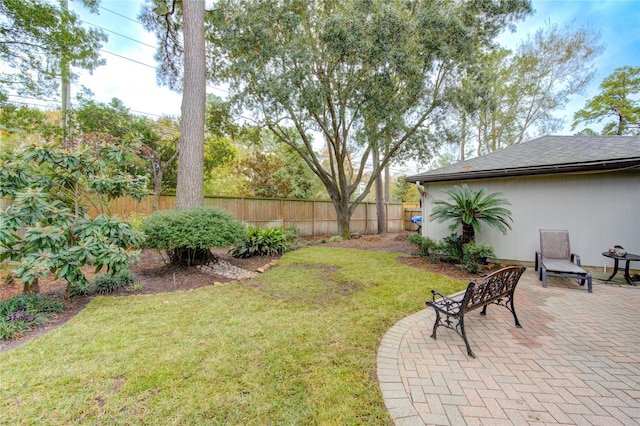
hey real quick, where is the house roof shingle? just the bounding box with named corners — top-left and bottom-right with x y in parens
top-left (406, 135), bottom-right (640, 183)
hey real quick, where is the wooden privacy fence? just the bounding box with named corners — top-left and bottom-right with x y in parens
top-left (404, 208), bottom-right (422, 233)
top-left (92, 195), bottom-right (408, 236)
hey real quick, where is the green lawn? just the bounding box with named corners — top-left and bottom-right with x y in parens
top-left (0, 247), bottom-right (466, 425)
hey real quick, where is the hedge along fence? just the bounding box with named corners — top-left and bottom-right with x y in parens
top-left (89, 195), bottom-right (406, 236)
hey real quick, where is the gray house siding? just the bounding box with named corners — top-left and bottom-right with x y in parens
top-left (421, 170), bottom-right (640, 267)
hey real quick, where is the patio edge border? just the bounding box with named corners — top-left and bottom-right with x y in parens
top-left (377, 309), bottom-right (432, 426)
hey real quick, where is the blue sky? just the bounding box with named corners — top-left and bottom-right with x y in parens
top-left (70, 0), bottom-right (640, 131)
top-left (499, 0), bottom-right (640, 133)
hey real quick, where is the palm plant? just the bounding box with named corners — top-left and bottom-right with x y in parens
top-left (429, 184), bottom-right (513, 244)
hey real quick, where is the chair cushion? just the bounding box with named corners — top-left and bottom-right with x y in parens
top-left (542, 259), bottom-right (587, 274)
top-left (540, 230), bottom-right (571, 260)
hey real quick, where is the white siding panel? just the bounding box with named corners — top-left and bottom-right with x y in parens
top-left (421, 170), bottom-right (640, 267)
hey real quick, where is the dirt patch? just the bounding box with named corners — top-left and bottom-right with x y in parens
top-left (0, 231), bottom-right (484, 352)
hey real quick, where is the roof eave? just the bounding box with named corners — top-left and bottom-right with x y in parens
top-left (406, 159), bottom-right (640, 183)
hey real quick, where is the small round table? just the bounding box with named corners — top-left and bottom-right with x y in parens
top-left (602, 252), bottom-right (640, 285)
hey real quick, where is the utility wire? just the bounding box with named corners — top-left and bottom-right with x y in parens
top-left (9, 5), bottom-right (229, 118)
top-left (97, 49), bottom-right (229, 96)
top-left (99, 5), bottom-right (145, 26)
top-left (100, 49), bottom-right (157, 69)
top-left (79, 19), bottom-right (157, 49)
top-left (75, 4), bottom-right (232, 97)
top-left (7, 94), bottom-right (60, 104)
top-left (5, 99), bottom-right (60, 108)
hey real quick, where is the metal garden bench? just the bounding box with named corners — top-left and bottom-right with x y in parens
top-left (426, 265), bottom-right (526, 358)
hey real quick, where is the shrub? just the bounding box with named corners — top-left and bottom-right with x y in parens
top-left (229, 226), bottom-right (293, 258)
top-left (126, 212), bottom-right (147, 231)
top-left (92, 270), bottom-right (135, 294)
top-left (428, 184), bottom-right (512, 244)
top-left (69, 270), bottom-right (137, 296)
top-left (441, 233), bottom-right (464, 262)
top-left (139, 207), bottom-right (246, 266)
top-left (0, 141), bottom-right (146, 298)
top-left (462, 241), bottom-right (496, 273)
top-left (407, 234), bottom-right (423, 245)
top-left (69, 282), bottom-right (93, 298)
top-left (126, 281), bottom-right (144, 293)
top-left (0, 294), bottom-right (64, 340)
top-left (407, 234), bottom-right (441, 261)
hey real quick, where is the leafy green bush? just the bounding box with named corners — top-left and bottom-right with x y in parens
top-left (140, 207), bottom-right (246, 265)
top-left (428, 184), bottom-right (512, 244)
top-left (407, 234), bottom-right (423, 245)
top-left (0, 294), bottom-right (64, 340)
top-left (126, 212), bottom-right (147, 231)
top-left (69, 270), bottom-right (137, 296)
top-left (69, 282), bottom-right (93, 298)
top-left (92, 271), bottom-right (135, 294)
top-left (441, 233), bottom-right (464, 262)
top-left (0, 141), bottom-right (146, 298)
top-left (462, 241), bottom-right (496, 273)
top-left (407, 234), bottom-right (441, 261)
top-left (229, 226), bottom-right (293, 258)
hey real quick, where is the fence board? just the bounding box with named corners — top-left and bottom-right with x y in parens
top-left (404, 208), bottom-right (422, 232)
top-left (86, 195), bottom-right (409, 236)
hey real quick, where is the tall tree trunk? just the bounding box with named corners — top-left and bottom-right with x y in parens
top-left (460, 112), bottom-right (467, 162)
top-left (152, 168), bottom-right (163, 212)
top-left (384, 165), bottom-right (390, 202)
top-left (617, 113), bottom-right (624, 135)
top-left (375, 176), bottom-right (386, 234)
top-left (335, 197), bottom-right (352, 239)
top-left (373, 147), bottom-right (387, 234)
top-left (175, 0), bottom-right (206, 210)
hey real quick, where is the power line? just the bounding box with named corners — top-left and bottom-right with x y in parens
top-left (101, 49), bottom-right (157, 69)
top-left (99, 5), bottom-right (144, 26)
top-left (80, 19), bottom-right (156, 49)
top-left (74, 4), bottom-right (232, 98)
top-left (59, 4), bottom-right (229, 117)
top-left (7, 94), bottom-right (59, 104)
top-left (3, 99), bottom-right (61, 108)
top-left (98, 50), bottom-right (230, 97)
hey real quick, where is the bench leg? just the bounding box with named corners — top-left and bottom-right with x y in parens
top-left (430, 310), bottom-right (440, 339)
top-left (509, 295), bottom-right (522, 328)
top-left (480, 304), bottom-right (488, 316)
top-left (541, 267), bottom-right (547, 287)
top-left (480, 299), bottom-right (521, 328)
top-left (459, 316), bottom-right (475, 358)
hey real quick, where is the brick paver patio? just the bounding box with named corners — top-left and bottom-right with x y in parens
top-left (377, 269), bottom-right (640, 425)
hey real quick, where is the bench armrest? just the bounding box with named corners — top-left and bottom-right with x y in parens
top-left (429, 289), bottom-right (464, 312)
top-left (430, 288), bottom-right (455, 301)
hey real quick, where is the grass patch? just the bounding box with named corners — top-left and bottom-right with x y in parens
top-left (0, 247), bottom-right (466, 425)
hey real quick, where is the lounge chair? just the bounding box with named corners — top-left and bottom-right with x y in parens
top-left (535, 229), bottom-right (592, 293)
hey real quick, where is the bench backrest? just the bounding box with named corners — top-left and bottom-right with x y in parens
top-left (460, 265), bottom-right (526, 312)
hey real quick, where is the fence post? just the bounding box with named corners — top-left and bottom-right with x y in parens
top-left (365, 202), bottom-right (368, 234)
